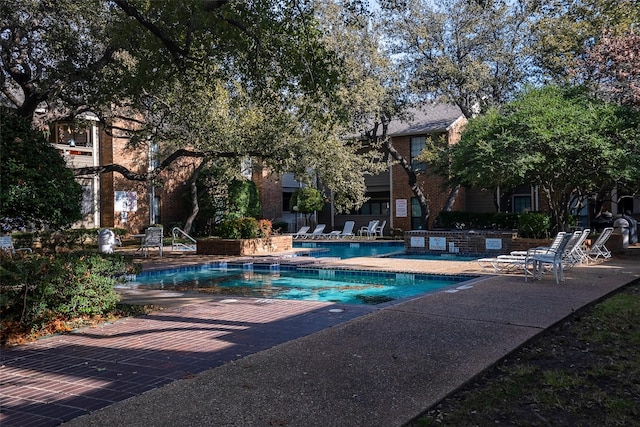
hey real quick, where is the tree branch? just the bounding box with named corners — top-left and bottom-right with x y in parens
top-left (72, 148), bottom-right (264, 180)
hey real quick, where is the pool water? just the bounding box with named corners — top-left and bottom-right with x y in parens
top-left (293, 241), bottom-right (404, 259)
top-left (123, 264), bottom-right (476, 305)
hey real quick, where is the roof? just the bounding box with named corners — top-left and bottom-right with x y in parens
top-left (386, 104), bottom-right (465, 137)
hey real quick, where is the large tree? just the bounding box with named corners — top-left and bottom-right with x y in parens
top-left (1, 0), bottom-right (382, 225)
top-left (382, 0), bottom-right (535, 118)
top-left (0, 108), bottom-right (82, 230)
top-left (447, 85), bottom-right (639, 232)
top-left (531, 0), bottom-right (640, 84)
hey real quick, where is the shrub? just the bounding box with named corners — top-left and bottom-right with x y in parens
top-left (436, 211), bottom-right (519, 230)
top-left (518, 212), bottom-right (552, 238)
top-left (0, 252), bottom-right (139, 337)
top-left (217, 217), bottom-right (263, 239)
top-left (271, 221), bottom-right (288, 234)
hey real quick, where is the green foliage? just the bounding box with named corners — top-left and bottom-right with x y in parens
top-left (271, 221), bottom-right (289, 234)
top-left (451, 85), bottom-right (639, 231)
top-left (0, 108), bottom-right (82, 230)
top-left (518, 213), bottom-right (552, 239)
top-left (436, 211), bottom-right (519, 230)
top-left (0, 252), bottom-right (138, 334)
top-left (290, 187), bottom-right (324, 214)
top-left (11, 228), bottom-right (128, 253)
top-left (227, 179), bottom-right (261, 220)
top-left (217, 217), bottom-right (263, 239)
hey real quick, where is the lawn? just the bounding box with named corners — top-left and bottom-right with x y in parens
top-left (409, 279), bottom-right (640, 426)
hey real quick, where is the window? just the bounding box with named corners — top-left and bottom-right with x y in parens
top-left (410, 136), bottom-right (427, 172)
top-left (411, 197), bottom-right (423, 229)
top-left (356, 201), bottom-right (389, 216)
top-left (513, 195), bottom-right (532, 213)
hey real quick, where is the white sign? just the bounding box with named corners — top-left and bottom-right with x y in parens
top-left (115, 191), bottom-right (138, 212)
top-left (485, 238), bottom-right (503, 250)
top-left (395, 199), bottom-right (408, 217)
top-left (429, 237), bottom-right (447, 251)
top-left (410, 236), bottom-right (425, 247)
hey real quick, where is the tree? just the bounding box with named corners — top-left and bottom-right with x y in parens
top-left (1, 0), bottom-right (383, 227)
top-left (531, 0), bottom-right (640, 83)
top-left (382, 0), bottom-right (534, 118)
top-left (447, 85), bottom-right (639, 232)
top-left (0, 108), bottom-right (82, 230)
top-left (582, 31), bottom-right (640, 107)
top-left (290, 187), bottom-right (324, 226)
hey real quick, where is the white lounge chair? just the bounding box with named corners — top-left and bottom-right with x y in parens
top-left (0, 235), bottom-right (32, 254)
top-left (525, 233), bottom-right (574, 284)
top-left (477, 255), bottom-right (527, 273)
top-left (292, 226), bottom-right (310, 239)
top-left (324, 221), bottom-right (355, 239)
top-left (586, 227), bottom-right (613, 263)
top-left (306, 224), bottom-right (326, 239)
top-left (374, 220), bottom-right (386, 237)
top-left (141, 227), bottom-right (163, 257)
top-left (563, 229), bottom-right (591, 268)
top-left (358, 220), bottom-right (379, 239)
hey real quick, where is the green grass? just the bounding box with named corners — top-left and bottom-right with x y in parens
top-left (408, 281), bottom-right (640, 427)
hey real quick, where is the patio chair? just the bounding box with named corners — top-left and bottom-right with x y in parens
top-left (477, 255), bottom-right (528, 273)
top-left (141, 227), bottom-right (163, 257)
top-left (358, 220), bottom-right (379, 239)
top-left (291, 226), bottom-right (310, 239)
top-left (307, 224), bottom-right (326, 239)
top-left (374, 220), bottom-right (386, 237)
top-left (586, 227), bottom-right (613, 263)
top-left (509, 232), bottom-right (567, 257)
top-left (563, 229), bottom-right (591, 268)
top-left (525, 233), bottom-right (573, 284)
top-left (0, 235), bottom-right (32, 254)
top-left (324, 221), bottom-right (355, 239)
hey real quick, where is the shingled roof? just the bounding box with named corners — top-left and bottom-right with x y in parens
top-left (386, 104), bottom-right (465, 137)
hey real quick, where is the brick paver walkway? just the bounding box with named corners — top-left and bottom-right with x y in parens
top-left (0, 297), bottom-right (374, 427)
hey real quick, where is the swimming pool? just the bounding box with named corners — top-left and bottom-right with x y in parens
top-left (293, 241), bottom-right (404, 259)
top-left (122, 262), bottom-right (477, 305)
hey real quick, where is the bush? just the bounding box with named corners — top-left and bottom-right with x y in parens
top-left (518, 212), bottom-right (552, 238)
top-left (436, 211), bottom-right (519, 230)
top-left (217, 217), bottom-right (266, 239)
top-left (271, 221), bottom-right (288, 234)
top-left (0, 252), bottom-right (139, 338)
top-left (12, 228), bottom-right (128, 253)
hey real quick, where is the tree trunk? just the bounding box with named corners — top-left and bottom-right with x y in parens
top-left (382, 138), bottom-right (431, 229)
top-left (442, 185), bottom-right (460, 212)
top-left (183, 161), bottom-right (206, 235)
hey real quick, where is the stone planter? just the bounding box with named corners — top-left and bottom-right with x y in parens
top-left (196, 235), bottom-right (293, 256)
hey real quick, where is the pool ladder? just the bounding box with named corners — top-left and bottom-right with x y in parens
top-left (171, 227), bottom-right (197, 251)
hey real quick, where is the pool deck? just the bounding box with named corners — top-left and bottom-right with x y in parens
top-left (2, 243), bottom-right (639, 427)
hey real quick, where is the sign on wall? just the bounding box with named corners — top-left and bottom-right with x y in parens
top-left (396, 199), bottom-right (407, 217)
top-left (429, 237), bottom-right (447, 251)
top-left (115, 191), bottom-right (138, 212)
top-left (410, 236), bottom-right (425, 247)
top-left (485, 238), bottom-right (503, 250)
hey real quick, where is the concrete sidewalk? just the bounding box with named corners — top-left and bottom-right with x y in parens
top-left (61, 248), bottom-right (639, 427)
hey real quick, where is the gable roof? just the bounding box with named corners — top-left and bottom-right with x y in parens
top-left (387, 104), bottom-right (465, 137)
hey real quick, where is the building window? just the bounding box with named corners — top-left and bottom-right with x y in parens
top-left (411, 197), bottom-right (422, 229)
top-left (357, 201), bottom-right (389, 216)
top-left (410, 136), bottom-right (427, 172)
top-left (513, 195), bottom-right (532, 213)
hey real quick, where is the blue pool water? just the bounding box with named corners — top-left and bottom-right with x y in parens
top-left (123, 262), bottom-right (476, 305)
top-left (293, 241), bottom-right (404, 259)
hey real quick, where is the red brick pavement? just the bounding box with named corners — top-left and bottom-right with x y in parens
top-left (0, 297), bottom-right (374, 427)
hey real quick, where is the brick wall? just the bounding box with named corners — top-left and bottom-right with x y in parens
top-left (403, 230), bottom-right (556, 256)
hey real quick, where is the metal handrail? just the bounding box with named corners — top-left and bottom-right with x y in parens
top-left (171, 227), bottom-right (197, 251)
